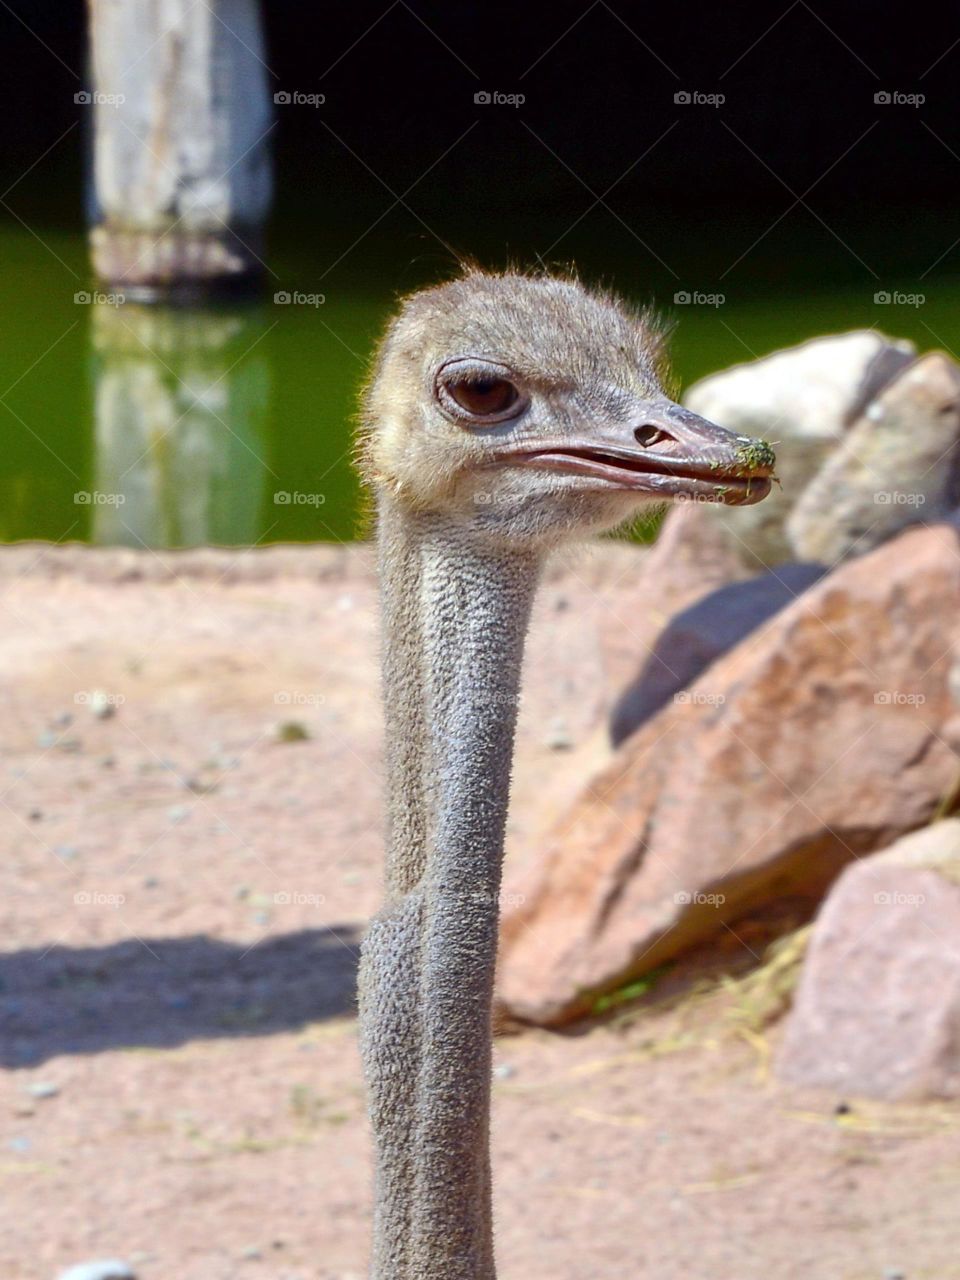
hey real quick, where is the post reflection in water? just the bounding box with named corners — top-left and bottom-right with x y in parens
top-left (89, 302), bottom-right (270, 548)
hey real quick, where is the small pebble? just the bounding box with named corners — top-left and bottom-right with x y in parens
top-left (28, 809), bottom-right (43, 821)
top-left (53, 711), bottom-right (74, 728)
top-left (89, 691), bottom-right (117, 720)
top-left (25, 1080), bottom-right (60, 1099)
top-left (239, 1245), bottom-right (263, 1261)
top-left (275, 720), bottom-right (310, 743)
top-left (493, 1063), bottom-right (516, 1080)
top-left (55, 845), bottom-right (79, 863)
top-left (182, 775), bottom-right (218, 794)
top-left (545, 720), bottom-right (573, 751)
top-left (167, 805), bottom-right (190, 824)
top-left (56, 1261), bottom-right (136, 1280)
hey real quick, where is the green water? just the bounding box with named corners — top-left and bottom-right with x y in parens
top-left (2, 222), bottom-right (958, 548)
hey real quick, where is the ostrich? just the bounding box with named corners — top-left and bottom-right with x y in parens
top-left (356, 268), bottom-right (775, 1280)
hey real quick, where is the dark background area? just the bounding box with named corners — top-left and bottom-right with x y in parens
top-left (0, 1), bottom-right (957, 546)
top-left (3, 0), bottom-right (958, 289)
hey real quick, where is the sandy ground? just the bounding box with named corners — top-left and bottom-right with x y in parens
top-left (2, 543), bottom-right (959, 1280)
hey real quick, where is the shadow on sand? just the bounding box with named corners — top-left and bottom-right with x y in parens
top-left (0, 924), bottom-right (361, 1067)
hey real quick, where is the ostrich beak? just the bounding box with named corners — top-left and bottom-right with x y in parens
top-left (489, 400), bottom-right (777, 506)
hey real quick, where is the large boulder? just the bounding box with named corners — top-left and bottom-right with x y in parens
top-left (610, 562), bottom-right (825, 745)
top-left (777, 821), bottom-right (960, 1099)
top-left (684, 331), bottom-right (915, 568)
top-left (497, 521), bottom-right (960, 1026)
top-left (597, 501), bottom-right (748, 704)
top-left (787, 351), bottom-right (960, 565)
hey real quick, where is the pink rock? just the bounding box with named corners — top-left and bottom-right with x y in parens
top-left (497, 523), bottom-right (960, 1026)
top-left (610, 561), bottom-right (825, 745)
top-left (777, 822), bottom-right (960, 1098)
top-left (598, 502), bottom-right (747, 705)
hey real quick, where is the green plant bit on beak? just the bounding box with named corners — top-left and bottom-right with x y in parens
top-left (732, 438), bottom-right (777, 476)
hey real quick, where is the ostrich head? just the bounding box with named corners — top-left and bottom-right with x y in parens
top-left (359, 268), bottom-right (775, 543)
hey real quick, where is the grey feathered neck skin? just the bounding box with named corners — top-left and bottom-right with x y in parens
top-left (359, 495), bottom-right (540, 1279)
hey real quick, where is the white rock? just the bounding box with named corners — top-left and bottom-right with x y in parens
top-left (684, 331), bottom-right (916, 567)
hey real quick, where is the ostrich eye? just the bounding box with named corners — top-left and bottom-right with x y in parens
top-left (436, 360), bottom-right (526, 424)
top-left (447, 377), bottom-right (519, 417)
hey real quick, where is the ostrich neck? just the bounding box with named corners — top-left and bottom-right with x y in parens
top-left (364, 494), bottom-right (541, 1280)
top-left (379, 496), bottom-right (541, 894)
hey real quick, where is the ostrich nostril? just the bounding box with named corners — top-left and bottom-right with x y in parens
top-left (634, 424), bottom-right (673, 448)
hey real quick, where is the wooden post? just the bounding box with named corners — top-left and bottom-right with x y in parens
top-left (85, 0), bottom-right (273, 301)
